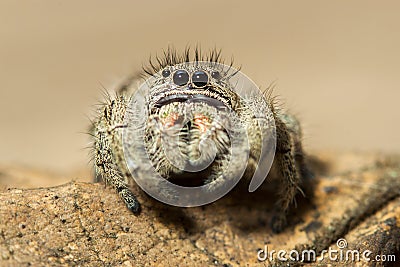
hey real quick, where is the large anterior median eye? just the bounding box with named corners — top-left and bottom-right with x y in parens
top-left (192, 70), bottom-right (209, 88)
top-left (173, 70), bottom-right (189, 86)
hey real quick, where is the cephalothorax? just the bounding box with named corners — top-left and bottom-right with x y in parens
top-left (92, 48), bottom-right (309, 232)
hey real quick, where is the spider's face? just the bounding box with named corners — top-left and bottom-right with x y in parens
top-left (143, 62), bottom-right (240, 183)
top-left (148, 63), bottom-right (240, 113)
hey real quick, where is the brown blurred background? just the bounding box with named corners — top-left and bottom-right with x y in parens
top-left (0, 1), bottom-right (399, 182)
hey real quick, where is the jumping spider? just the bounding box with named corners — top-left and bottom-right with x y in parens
top-left (92, 48), bottom-right (309, 232)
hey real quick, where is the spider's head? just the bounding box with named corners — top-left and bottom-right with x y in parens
top-left (148, 62), bottom-right (239, 115)
top-left (124, 48), bottom-right (275, 192)
top-left (143, 62), bottom-right (241, 184)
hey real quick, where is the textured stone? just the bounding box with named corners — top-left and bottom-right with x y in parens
top-left (0, 152), bottom-right (399, 266)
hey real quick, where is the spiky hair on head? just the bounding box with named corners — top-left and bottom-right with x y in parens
top-left (142, 46), bottom-right (234, 76)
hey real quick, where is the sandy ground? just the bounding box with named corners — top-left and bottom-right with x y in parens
top-left (0, 1), bottom-right (400, 185)
top-left (1, 152), bottom-right (399, 266)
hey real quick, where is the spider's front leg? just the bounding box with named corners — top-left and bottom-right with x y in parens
top-left (93, 96), bottom-right (141, 214)
top-left (271, 113), bottom-right (306, 233)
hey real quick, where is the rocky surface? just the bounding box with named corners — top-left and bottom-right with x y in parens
top-left (0, 152), bottom-right (399, 266)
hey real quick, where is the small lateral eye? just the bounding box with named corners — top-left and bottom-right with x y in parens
top-left (162, 68), bottom-right (171, 77)
top-left (192, 70), bottom-right (209, 88)
top-left (211, 71), bottom-right (221, 80)
top-left (173, 69), bottom-right (189, 86)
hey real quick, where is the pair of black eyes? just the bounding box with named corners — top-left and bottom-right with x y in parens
top-left (162, 69), bottom-right (220, 88)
